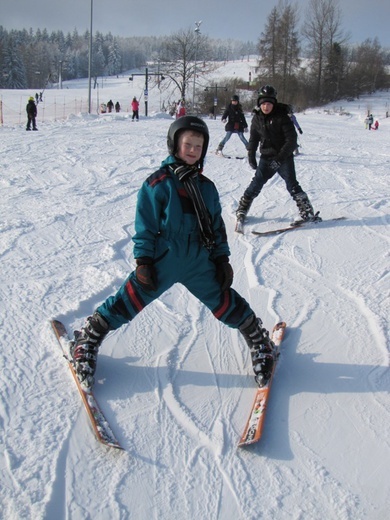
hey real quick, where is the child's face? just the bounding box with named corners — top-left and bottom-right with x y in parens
top-left (176, 131), bottom-right (204, 166)
top-left (260, 102), bottom-right (274, 115)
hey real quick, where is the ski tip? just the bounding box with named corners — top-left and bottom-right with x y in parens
top-left (274, 321), bottom-right (287, 329)
top-left (51, 319), bottom-right (67, 337)
top-left (235, 221), bottom-right (244, 233)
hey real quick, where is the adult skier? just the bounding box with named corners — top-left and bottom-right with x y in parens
top-left (26, 97), bottom-right (38, 131)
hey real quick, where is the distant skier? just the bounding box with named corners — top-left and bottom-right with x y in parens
top-left (176, 99), bottom-right (186, 119)
top-left (216, 95), bottom-right (249, 154)
top-left (131, 97), bottom-right (139, 121)
top-left (26, 97), bottom-right (38, 131)
top-left (107, 100), bottom-right (114, 113)
top-left (290, 112), bottom-right (303, 135)
top-left (289, 112), bottom-right (303, 155)
top-left (115, 101), bottom-right (121, 113)
top-left (372, 120), bottom-right (379, 130)
top-left (70, 116), bottom-right (277, 391)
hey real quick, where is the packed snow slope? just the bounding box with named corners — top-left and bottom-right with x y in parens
top-left (1, 62), bottom-right (389, 519)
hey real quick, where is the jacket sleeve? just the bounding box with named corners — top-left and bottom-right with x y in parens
top-left (221, 107), bottom-right (229, 121)
top-left (133, 181), bottom-right (164, 259)
top-left (241, 112), bottom-right (248, 130)
top-left (247, 114), bottom-right (260, 160)
top-left (275, 115), bottom-right (297, 163)
top-left (210, 186), bottom-right (230, 260)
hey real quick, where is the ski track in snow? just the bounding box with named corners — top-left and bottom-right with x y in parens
top-left (1, 68), bottom-right (389, 519)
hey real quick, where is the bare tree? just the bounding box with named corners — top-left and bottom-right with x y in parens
top-left (302, 0), bottom-right (345, 102)
top-left (158, 28), bottom-right (213, 104)
top-left (348, 38), bottom-right (387, 96)
top-left (277, 2), bottom-right (301, 97)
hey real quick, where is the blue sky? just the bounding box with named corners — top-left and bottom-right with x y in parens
top-left (2, 0), bottom-right (389, 47)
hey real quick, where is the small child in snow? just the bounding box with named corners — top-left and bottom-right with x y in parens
top-left (216, 95), bottom-right (249, 154)
top-left (71, 116), bottom-right (276, 390)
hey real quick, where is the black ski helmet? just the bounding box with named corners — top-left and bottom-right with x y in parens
top-left (167, 116), bottom-right (210, 165)
top-left (257, 85), bottom-right (277, 106)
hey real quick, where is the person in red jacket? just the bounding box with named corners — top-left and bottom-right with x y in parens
top-left (372, 120), bottom-right (379, 130)
top-left (131, 97), bottom-right (139, 121)
top-left (176, 99), bottom-right (186, 118)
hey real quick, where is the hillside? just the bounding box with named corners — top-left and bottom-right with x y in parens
top-left (0, 62), bottom-right (389, 519)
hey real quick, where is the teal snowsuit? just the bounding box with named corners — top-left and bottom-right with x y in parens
top-left (96, 156), bottom-right (253, 330)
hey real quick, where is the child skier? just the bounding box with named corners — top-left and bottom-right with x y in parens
top-left (216, 95), bottom-right (249, 154)
top-left (236, 85), bottom-right (320, 224)
top-left (71, 116), bottom-right (276, 390)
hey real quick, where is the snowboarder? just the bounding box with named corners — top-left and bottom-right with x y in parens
top-left (26, 97), bottom-right (38, 131)
top-left (216, 95), bottom-right (249, 154)
top-left (115, 101), bottom-right (121, 113)
top-left (367, 114), bottom-right (374, 130)
top-left (71, 116), bottom-right (276, 390)
top-left (131, 97), bottom-right (139, 121)
top-left (107, 100), bottom-right (114, 113)
top-left (236, 85), bottom-right (319, 224)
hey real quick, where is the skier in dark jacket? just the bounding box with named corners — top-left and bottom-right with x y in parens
top-left (70, 116), bottom-right (277, 391)
top-left (216, 95), bottom-right (249, 154)
top-left (26, 97), bottom-right (38, 131)
top-left (236, 85), bottom-right (319, 223)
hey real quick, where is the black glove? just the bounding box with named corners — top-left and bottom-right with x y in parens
top-left (214, 256), bottom-right (234, 291)
top-left (269, 159), bottom-right (281, 172)
top-left (136, 257), bottom-right (157, 291)
top-left (298, 128), bottom-right (303, 135)
top-left (248, 155), bottom-right (257, 170)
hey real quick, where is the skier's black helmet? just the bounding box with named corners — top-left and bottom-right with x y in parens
top-left (167, 116), bottom-right (210, 165)
top-left (257, 85), bottom-right (277, 106)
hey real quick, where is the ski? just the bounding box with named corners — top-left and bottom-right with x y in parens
top-left (252, 217), bottom-right (346, 237)
top-left (238, 321), bottom-right (286, 447)
top-left (235, 218), bottom-right (245, 234)
top-left (51, 319), bottom-right (123, 450)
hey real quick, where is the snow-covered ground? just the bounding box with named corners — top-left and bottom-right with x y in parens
top-left (1, 61), bottom-right (389, 519)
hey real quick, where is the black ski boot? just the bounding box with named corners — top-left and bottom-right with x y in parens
top-left (239, 314), bottom-right (276, 387)
top-left (236, 195), bottom-right (253, 221)
top-left (292, 191), bottom-right (321, 222)
top-left (70, 312), bottom-right (109, 389)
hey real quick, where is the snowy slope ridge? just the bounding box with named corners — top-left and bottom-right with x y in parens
top-left (0, 63), bottom-right (389, 519)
